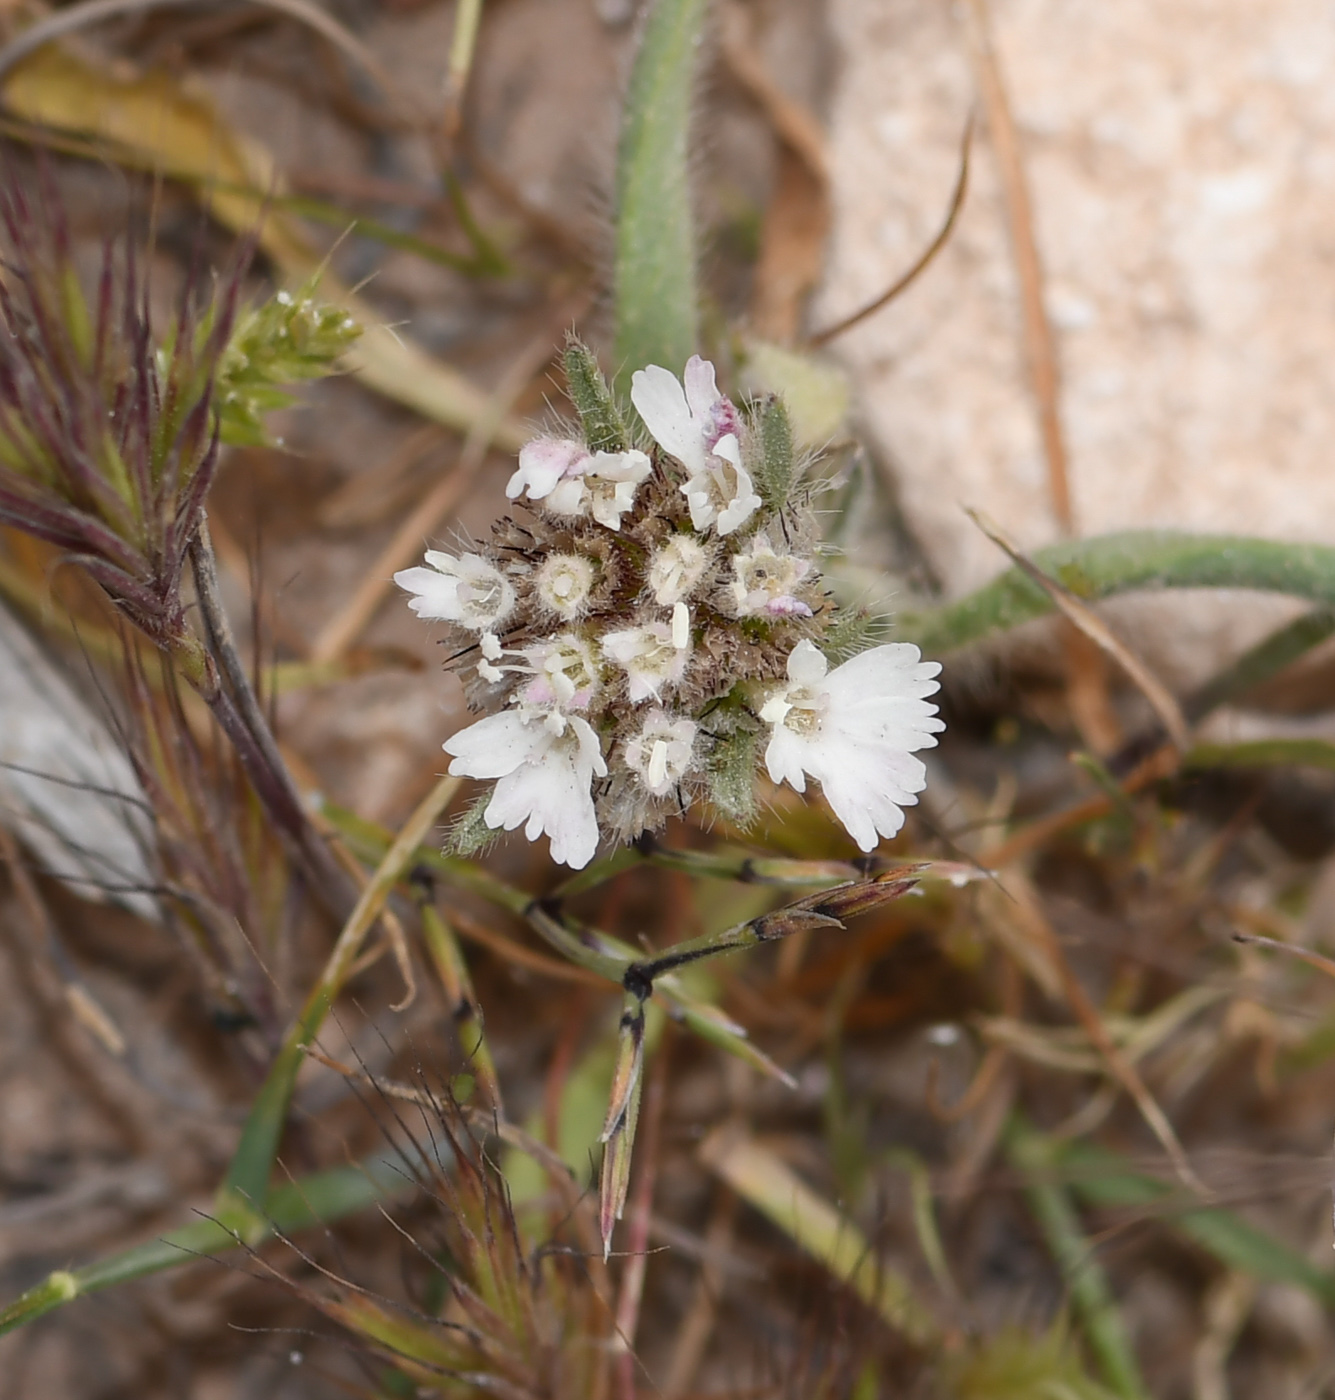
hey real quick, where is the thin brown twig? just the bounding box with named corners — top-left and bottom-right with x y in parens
top-left (659, 1191), bottom-right (739, 1399)
top-left (1020, 879), bottom-right (1207, 1196)
top-left (808, 113), bottom-right (974, 349)
top-left (0, 828), bottom-right (157, 1148)
top-left (448, 905), bottom-right (610, 988)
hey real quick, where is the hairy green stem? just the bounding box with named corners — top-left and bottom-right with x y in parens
top-left (613, 0), bottom-right (708, 387)
top-left (897, 532), bottom-right (1335, 656)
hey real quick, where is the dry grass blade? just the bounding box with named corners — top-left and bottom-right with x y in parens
top-left (968, 507), bottom-right (1191, 752)
top-left (1018, 879), bottom-right (1207, 1197)
top-left (698, 1126), bottom-right (940, 1343)
top-left (1231, 930), bottom-right (1335, 981)
top-left (809, 112), bottom-right (972, 349)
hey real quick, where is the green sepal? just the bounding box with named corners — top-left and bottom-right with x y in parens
top-left (443, 791), bottom-right (503, 858)
top-left (751, 393), bottom-right (796, 506)
top-left (707, 718), bottom-right (760, 827)
top-left (564, 336), bottom-right (629, 453)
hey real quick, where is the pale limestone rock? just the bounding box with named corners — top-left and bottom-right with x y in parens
top-left (818, 0), bottom-right (1335, 684)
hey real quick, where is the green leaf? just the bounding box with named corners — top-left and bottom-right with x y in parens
top-left (613, 0), bottom-right (708, 388)
top-left (896, 532), bottom-right (1335, 656)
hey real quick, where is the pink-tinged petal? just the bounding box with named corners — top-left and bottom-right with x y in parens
top-left (394, 566), bottom-right (462, 620)
top-left (764, 725), bottom-right (808, 793)
top-left (443, 711), bottom-right (543, 779)
top-left (631, 365), bottom-right (706, 474)
top-left (682, 355), bottom-right (721, 421)
top-left (509, 438), bottom-right (588, 500)
top-left (764, 596), bottom-right (814, 618)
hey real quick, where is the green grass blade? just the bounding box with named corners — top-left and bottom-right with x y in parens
top-left (1062, 1142), bottom-right (1335, 1308)
top-left (222, 776), bottom-right (460, 1210)
top-left (1185, 739), bottom-right (1335, 773)
top-left (0, 1157), bottom-right (410, 1336)
top-left (1009, 1123), bottom-right (1149, 1399)
top-left (897, 532), bottom-right (1335, 655)
top-left (613, 0), bottom-right (708, 387)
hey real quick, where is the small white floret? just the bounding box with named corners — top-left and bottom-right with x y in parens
top-left (729, 532), bottom-right (813, 617)
top-left (601, 621), bottom-right (690, 703)
top-left (507, 437), bottom-right (650, 530)
top-left (534, 554), bottom-right (597, 620)
top-left (761, 639), bottom-right (944, 852)
top-left (624, 710), bottom-right (698, 797)
top-left (394, 550), bottom-right (515, 631)
top-left (444, 707), bottom-right (607, 868)
top-left (631, 357), bottom-right (759, 535)
top-left (648, 534), bottom-right (710, 605)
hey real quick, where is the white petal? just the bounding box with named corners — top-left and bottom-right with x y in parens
top-left (444, 711), bottom-right (543, 779)
top-left (682, 355), bottom-right (721, 421)
top-left (681, 474), bottom-right (718, 531)
top-left (485, 743), bottom-right (600, 868)
top-left (631, 365), bottom-right (706, 474)
top-left (568, 715), bottom-right (609, 779)
top-left (712, 431), bottom-right (741, 468)
top-left (422, 550), bottom-right (463, 575)
top-left (394, 566), bottom-right (463, 620)
top-left (786, 639), bottom-right (829, 685)
top-left (545, 478), bottom-right (589, 516)
top-left (764, 725), bottom-right (808, 793)
top-left (714, 462), bottom-right (762, 535)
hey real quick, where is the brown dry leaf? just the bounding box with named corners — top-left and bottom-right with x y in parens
top-left (1, 44), bottom-right (526, 450)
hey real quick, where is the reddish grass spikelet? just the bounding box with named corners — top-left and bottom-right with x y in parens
top-left (0, 167), bottom-right (244, 669)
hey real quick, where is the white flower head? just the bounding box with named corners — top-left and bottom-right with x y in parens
top-left (507, 436), bottom-right (650, 531)
top-left (729, 531), bottom-right (813, 618)
top-left (760, 639), bottom-right (944, 852)
top-left (394, 550), bottom-right (516, 631)
top-left (648, 533), bottom-right (710, 606)
top-left (518, 633), bottom-right (601, 710)
top-left (534, 553), bottom-right (597, 620)
top-left (624, 710), bottom-right (697, 797)
top-left (601, 619), bottom-right (690, 703)
top-left (630, 356), bottom-right (761, 536)
top-left (444, 707), bottom-right (607, 868)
